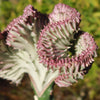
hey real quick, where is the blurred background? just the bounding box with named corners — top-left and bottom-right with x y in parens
top-left (0, 0), bottom-right (100, 100)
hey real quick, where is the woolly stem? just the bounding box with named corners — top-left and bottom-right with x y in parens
top-left (32, 82), bottom-right (55, 100)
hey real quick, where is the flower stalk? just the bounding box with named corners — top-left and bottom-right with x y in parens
top-left (32, 82), bottom-right (55, 100)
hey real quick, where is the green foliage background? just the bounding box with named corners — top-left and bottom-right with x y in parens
top-left (0, 0), bottom-right (100, 100)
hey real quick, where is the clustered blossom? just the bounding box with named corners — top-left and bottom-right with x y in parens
top-left (0, 3), bottom-right (97, 90)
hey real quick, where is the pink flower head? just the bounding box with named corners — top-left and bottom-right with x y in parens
top-left (37, 19), bottom-right (78, 68)
top-left (37, 21), bottom-right (97, 87)
top-left (37, 4), bottom-right (97, 87)
top-left (5, 5), bottom-right (48, 49)
top-left (0, 5), bottom-right (49, 89)
top-left (37, 22), bottom-right (97, 68)
top-left (55, 32), bottom-right (97, 87)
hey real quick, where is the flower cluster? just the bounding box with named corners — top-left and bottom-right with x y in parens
top-left (0, 3), bottom-right (97, 93)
